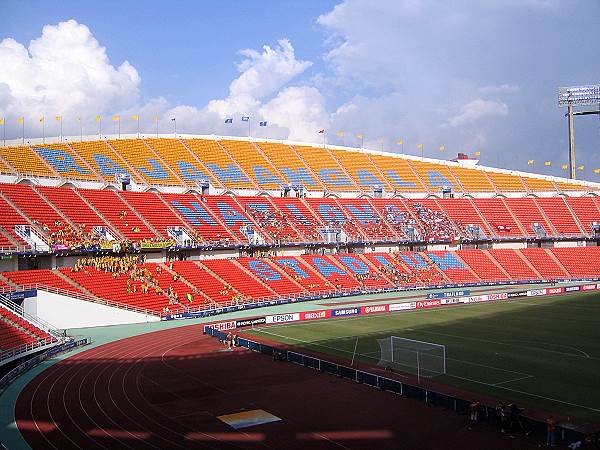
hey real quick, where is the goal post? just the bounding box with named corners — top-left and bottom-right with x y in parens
top-left (377, 336), bottom-right (446, 381)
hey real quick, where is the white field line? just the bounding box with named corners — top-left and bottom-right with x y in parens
top-left (492, 375), bottom-right (534, 386)
top-left (414, 330), bottom-right (600, 361)
top-left (446, 374), bottom-right (600, 413)
top-left (503, 340), bottom-right (591, 359)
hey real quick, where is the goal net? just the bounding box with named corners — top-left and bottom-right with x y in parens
top-left (377, 336), bottom-right (446, 378)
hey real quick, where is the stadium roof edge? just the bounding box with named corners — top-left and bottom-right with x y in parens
top-left (5, 133), bottom-right (600, 190)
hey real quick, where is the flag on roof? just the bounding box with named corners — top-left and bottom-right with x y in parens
top-left (578, 165), bottom-right (585, 170)
top-left (113, 115), bottom-right (120, 121)
top-left (0, 118), bottom-right (4, 125)
top-left (397, 139), bottom-right (404, 145)
top-left (527, 159), bottom-right (534, 165)
top-left (544, 161), bottom-right (552, 166)
top-left (337, 131), bottom-right (344, 137)
top-left (241, 116), bottom-right (249, 122)
top-left (225, 118), bottom-right (233, 124)
top-left (170, 118), bottom-right (176, 121)
top-left (356, 133), bottom-right (364, 139)
top-left (39, 117), bottom-right (44, 123)
top-left (318, 129), bottom-right (325, 134)
top-left (17, 117), bottom-right (24, 123)
top-left (259, 121), bottom-right (267, 126)
top-left (417, 143), bottom-right (424, 149)
top-left (55, 116), bottom-right (62, 122)
top-left (439, 145), bottom-right (445, 151)
top-left (96, 115), bottom-right (102, 122)
top-left (132, 115), bottom-right (140, 121)
top-left (474, 151), bottom-right (481, 156)
top-left (562, 164), bottom-right (568, 170)
top-left (594, 168), bottom-right (600, 174)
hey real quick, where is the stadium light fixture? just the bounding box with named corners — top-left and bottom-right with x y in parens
top-left (558, 84), bottom-right (600, 180)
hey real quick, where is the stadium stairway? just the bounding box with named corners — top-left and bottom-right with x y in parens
top-left (487, 249), bottom-right (541, 281)
top-left (171, 261), bottom-right (238, 306)
top-left (504, 198), bottom-right (556, 238)
top-left (270, 256), bottom-right (333, 292)
top-left (0, 304), bottom-right (56, 354)
top-left (535, 197), bottom-right (583, 236)
top-left (519, 248), bottom-right (571, 279)
top-left (300, 254), bottom-right (362, 289)
top-left (456, 250), bottom-right (511, 282)
top-left (472, 198), bottom-right (525, 238)
top-left (565, 197), bottom-right (600, 236)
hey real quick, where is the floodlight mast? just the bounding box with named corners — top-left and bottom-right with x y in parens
top-left (558, 85), bottom-right (600, 180)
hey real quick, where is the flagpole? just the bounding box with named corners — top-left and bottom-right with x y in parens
top-left (99, 117), bottom-right (102, 139)
top-left (2, 121), bottom-right (5, 147)
top-left (22, 119), bottom-right (25, 145)
top-left (42, 118), bottom-right (45, 144)
top-left (137, 116), bottom-right (140, 138)
top-left (60, 119), bottom-right (63, 142)
top-left (155, 116), bottom-right (159, 138)
top-left (79, 117), bottom-right (82, 142)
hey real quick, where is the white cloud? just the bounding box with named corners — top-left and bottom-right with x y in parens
top-left (445, 98), bottom-right (508, 128)
top-left (0, 20), bottom-right (140, 126)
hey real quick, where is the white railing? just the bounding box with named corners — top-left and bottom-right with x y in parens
top-left (0, 295), bottom-right (63, 339)
top-left (0, 336), bottom-right (59, 364)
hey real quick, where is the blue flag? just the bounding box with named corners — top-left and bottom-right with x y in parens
top-left (259, 121), bottom-right (267, 127)
top-left (241, 116), bottom-right (250, 122)
top-left (224, 118), bottom-right (233, 124)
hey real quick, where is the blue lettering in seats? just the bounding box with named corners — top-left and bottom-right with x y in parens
top-left (171, 200), bottom-right (216, 226)
top-left (275, 258), bottom-right (309, 278)
top-left (374, 254), bottom-right (393, 266)
top-left (401, 253), bottom-right (428, 269)
top-left (207, 163), bottom-right (249, 184)
top-left (317, 204), bottom-right (347, 223)
top-left (217, 202), bottom-right (251, 226)
top-left (248, 260), bottom-right (282, 281)
top-left (247, 202), bottom-right (270, 213)
top-left (35, 147), bottom-right (91, 174)
top-left (312, 257), bottom-right (346, 277)
top-left (385, 170), bottom-right (417, 188)
top-left (427, 171), bottom-right (453, 188)
top-left (177, 161), bottom-right (210, 181)
top-left (93, 154), bottom-right (130, 177)
top-left (338, 256), bottom-right (369, 274)
top-left (427, 252), bottom-right (464, 270)
top-left (283, 204), bottom-right (311, 225)
top-left (281, 167), bottom-right (318, 187)
top-left (138, 158), bottom-right (170, 180)
top-left (319, 168), bottom-right (352, 187)
top-left (357, 169), bottom-right (383, 187)
top-left (253, 166), bottom-right (282, 185)
top-left (346, 204), bottom-right (378, 224)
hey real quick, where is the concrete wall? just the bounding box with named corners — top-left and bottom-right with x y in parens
top-left (23, 290), bottom-right (160, 329)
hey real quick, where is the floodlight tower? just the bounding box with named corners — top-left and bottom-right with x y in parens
top-left (558, 85), bottom-right (600, 179)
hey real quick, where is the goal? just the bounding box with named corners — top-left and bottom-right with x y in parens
top-left (377, 336), bottom-right (446, 381)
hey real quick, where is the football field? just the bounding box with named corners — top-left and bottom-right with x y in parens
top-left (244, 291), bottom-right (600, 422)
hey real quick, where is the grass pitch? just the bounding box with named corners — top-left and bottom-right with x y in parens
top-left (245, 291), bottom-right (600, 422)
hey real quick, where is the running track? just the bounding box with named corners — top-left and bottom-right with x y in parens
top-left (15, 324), bottom-right (542, 449)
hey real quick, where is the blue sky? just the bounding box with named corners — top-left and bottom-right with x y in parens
top-left (1, 0), bottom-right (599, 180)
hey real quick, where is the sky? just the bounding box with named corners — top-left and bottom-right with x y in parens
top-left (1, 0), bottom-right (599, 179)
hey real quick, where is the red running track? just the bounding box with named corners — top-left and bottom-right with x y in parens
top-left (16, 324), bottom-right (541, 449)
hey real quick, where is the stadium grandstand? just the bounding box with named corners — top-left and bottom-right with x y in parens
top-left (0, 134), bottom-right (598, 318)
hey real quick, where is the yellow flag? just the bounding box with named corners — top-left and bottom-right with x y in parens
top-left (527, 159), bottom-right (534, 165)
top-left (17, 117), bottom-right (24, 124)
top-left (417, 143), bottom-right (424, 149)
top-left (337, 131), bottom-right (344, 137)
top-left (55, 115), bottom-right (62, 122)
top-left (439, 145), bottom-right (445, 151)
top-left (561, 164), bottom-right (568, 170)
top-left (356, 133), bottom-right (364, 139)
top-left (39, 117), bottom-right (45, 123)
top-left (132, 115), bottom-right (140, 121)
top-left (544, 161), bottom-right (552, 166)
top-left (594, 168), bottom-right (600, 174)
top-left (397, 139), bottom-right (404, 145)
top-left (113, 115), bottom-right (121, 121)
top-left (578, 165), bottom-right (585, 170)
top-left (0, 118), bottom-right (4, 125)
top-left (474, 151), bottom-right (481, 156)
top-left (95, 115), bottom-right (102, 123)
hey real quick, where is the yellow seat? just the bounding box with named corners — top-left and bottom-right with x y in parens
top-left (448, 166), bottom-right (495, 193)
top-left (292, 145), bottom-right (358, 192)
top-left (220, 140), bottom-right (283, 190)
top-left (368, 154), bottom-right (425, 192)
top-left (0, 146), bottom-right (58, 178)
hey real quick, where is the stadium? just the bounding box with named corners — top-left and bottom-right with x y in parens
top-left (1, 2), bottom-right (600, 450)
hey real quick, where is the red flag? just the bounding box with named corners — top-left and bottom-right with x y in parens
top-left (318, 129), bottom-right (325, 134)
